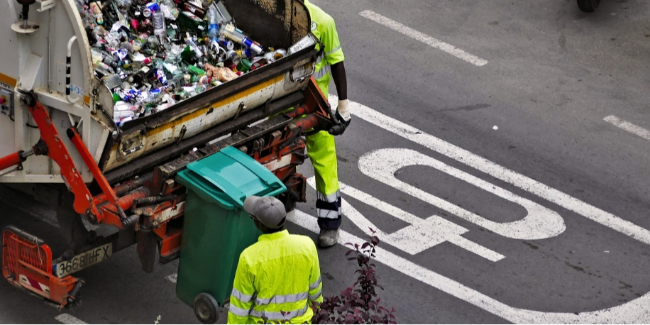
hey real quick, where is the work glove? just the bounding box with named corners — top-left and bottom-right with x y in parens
top-left (335, 99), bottom-right (351, 127)
top-left (329, 99), bottom-right (351, 135)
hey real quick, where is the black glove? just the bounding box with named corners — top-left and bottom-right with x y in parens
top-left (335, 110), bottom-right (351, 127)
top-left (329, 99), bottom-right (350, 135)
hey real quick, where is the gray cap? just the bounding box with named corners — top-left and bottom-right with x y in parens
top-left (244, 196), bottom-right (286, 230)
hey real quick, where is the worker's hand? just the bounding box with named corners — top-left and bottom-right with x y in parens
top-left (335, 99), bottom-right (351, 128)
top-left (329, 100), bottom-right (351, 136)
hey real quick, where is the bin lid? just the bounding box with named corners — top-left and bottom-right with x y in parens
top-left (176, 146), bottom-right (287, 209)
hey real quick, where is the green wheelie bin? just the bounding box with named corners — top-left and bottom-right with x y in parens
top-left (175, 146), bottom-right (287, 324)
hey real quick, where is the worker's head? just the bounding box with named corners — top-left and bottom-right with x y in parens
top-left (244, 196), bottom-right (286, 234)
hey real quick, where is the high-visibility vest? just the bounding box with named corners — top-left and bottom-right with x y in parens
top-left (227, 230), bottom-right (323, 324)
top-left (304, 0), bottom-right (345, 98)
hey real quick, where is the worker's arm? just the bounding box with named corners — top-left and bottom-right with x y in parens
top-left (322, 17), bottom-right (351, 129)
top-left (227, 256), bottom-right (256, 324)
top-left (330, 62), bottom-right (350, 129)
top-left (308, 245), bottom-right (323, 305)
top-left (331, 62), bottom-right (347, 101)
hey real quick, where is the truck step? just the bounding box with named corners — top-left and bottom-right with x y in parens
top-left (2, 226), bottom-right (84, 309)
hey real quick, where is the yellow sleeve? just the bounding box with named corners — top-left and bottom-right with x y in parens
top-left (321, 17), bottom-right (345, 66)
top-left (227, 256), bottom-right (255, 324)
top-left (308, 245), bottom-right (323, 304)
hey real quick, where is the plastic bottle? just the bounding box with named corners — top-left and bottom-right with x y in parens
top-left (161, 0), bottom-right (179, 19)
top-left (186, 37), bottom-right (203, 58)
top-left (94, 62), bottom-right (115, 76)
top-left (188, 65), bottom-right (206, 76)
top-left (102, 74), bottom-right (122, 89)
top-left (147, 35), bottom-right (161, 48)
top-left (207, 6), bottom-right (219, 42)
top-left (220, 23), bottom-right (263, 55)
top-left (152, 9), bottom-right (167, 43)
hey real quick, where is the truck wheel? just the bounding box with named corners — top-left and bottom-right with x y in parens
top-left (193, 293), bottom-right (219, 324)
top-left (577, 0), bottom-right (600, 12)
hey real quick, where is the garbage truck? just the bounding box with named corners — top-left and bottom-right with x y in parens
top-left (0, 0), bottom-right (342, 319)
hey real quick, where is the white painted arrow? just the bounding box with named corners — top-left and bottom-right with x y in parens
top-left (307, 177), bottom-right (505, 261)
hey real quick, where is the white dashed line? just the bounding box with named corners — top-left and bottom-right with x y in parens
top-left (604, 115), bottom-right (650, 140)
top-left (359, 10), bottom-right (488, 66)
top-left (165, 273), bottom-right (177, 284)
top-left (55, 313), bottom-right (86, 324)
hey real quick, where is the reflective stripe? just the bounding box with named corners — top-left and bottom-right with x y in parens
top-left (229, 304), bottom-right (251, 317)
top-left (309, 276), bottom-right (322, 290)
top-left (325, 46), bottom-right (341, 56)
top-left (255, 292), bottom-right (308, 306)
top-left (316, 190), bottom-right (341, 218)
top-left (250, 304), bottom-right (309, 320)
top-left (317, 190), bottom-right (340, 203)
top-left (232, 288), bottom-right (254, 303)
top-left (309, 289), bottom-right (322, 301)
top-left (313, 65), bottom-right (330, 80)
top-left (317, 208), bottom-right (339, 219)
top-left (316, 53), bottom-right (324, 65)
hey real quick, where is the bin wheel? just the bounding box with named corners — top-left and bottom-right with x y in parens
top-left (193, 293), bottom-right (219, 324)
top-left (279, 192), bottom-right (296, 213)
top-left (577, 0), bottom-right (600, 12)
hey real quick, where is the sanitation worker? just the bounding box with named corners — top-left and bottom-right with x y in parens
top-left (227, 196), bottom-right (323, 324)
top-left (304, 0), bottom-right (350, 248)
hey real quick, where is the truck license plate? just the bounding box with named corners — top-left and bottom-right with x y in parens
top-left (54, 243), bottom-right (112, 278)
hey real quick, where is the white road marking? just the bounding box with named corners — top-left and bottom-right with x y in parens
top-left (359, 10), bottom-right (488, 67)
top-left (603, 115), bottom-right (650, 140)
top-left (55, 314), bottom-right (86, 324)
top-left (329, 95), bottom-right (650, 246)
top-left (358, 148), bottom-right (566, 240)
top-left (288, 210), bottom-right (650, 323)
top-left (165, 273), bottom-right (177, 284)
top-left (308, 178), bottom-right (504, 261)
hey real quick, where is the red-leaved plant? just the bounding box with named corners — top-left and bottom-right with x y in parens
top-left (256, 229), bottom-right (396, 324)
top-left (311, 229), bottom-right (397, 324)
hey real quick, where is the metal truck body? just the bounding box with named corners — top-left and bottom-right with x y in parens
top-left (0, 0), bottom-right (313, 183)
top-left (0, 0), bottom-right (337, 316)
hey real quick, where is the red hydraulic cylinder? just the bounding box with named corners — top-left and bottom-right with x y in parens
top-left (97, 187), bottom-right (151, 216)
top-left (0, 151), bottom-right (23, 171)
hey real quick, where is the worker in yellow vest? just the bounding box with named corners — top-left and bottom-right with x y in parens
top-left (227, 196), bottom-right (323, 324)
top-left (304, 0), bottom-right (350, 248)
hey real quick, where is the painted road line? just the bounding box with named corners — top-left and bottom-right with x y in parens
top-left (55, 314), bottom-right (86, 324)
top-left (604, 115), bottom-right (650, 140)
top-left (307, 177), bottom-right (504, 261)
top-left (288, 210), bottom-right (650, 323)
top-left (359, 148), bottom-right (566, 240)
top-left (165, 273), bottom-right (177, 284)
top-left (329, 95), bottom-right (650, 246)
top-left (359, 10), bottom-right (488, 67)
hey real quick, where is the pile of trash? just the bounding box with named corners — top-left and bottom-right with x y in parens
top-left (75, 0), bottom-right (287, 126)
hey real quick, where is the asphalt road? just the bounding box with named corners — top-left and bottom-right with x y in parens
top-left (2, 0), bottom-right (650, 323)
